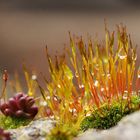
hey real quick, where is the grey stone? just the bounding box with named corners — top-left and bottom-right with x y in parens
top-left (8, 110), bottom-right (140, 140)
top-left (8, 118), bottom-right (56, 140)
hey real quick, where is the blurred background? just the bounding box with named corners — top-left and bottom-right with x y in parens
top-left (0, 0), bottom-right (140, 78)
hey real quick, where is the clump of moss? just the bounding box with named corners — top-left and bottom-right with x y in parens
top-left (81, 104), bottom-right (122, 131)
top-left (0, 115), bottom-right (31, 129)
top-left (80, 95), bottom-right (140, 131)
top-left (46, 125), bottom-right (78, 140)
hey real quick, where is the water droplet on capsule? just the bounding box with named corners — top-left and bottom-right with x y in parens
top-left (91, 72), bottom-right (94, 77)
top-left (119, 55), bottom-right (127, 59)
top-left (86, 113), bottom-right (91, 117)
top-left (32, 75), bottom-right (37, 80)
top-left (79, 84), bottom-right (85, 89)
top-left (94, 80), bottom-right (99, 87)
top-left (46, 96), bottom-right (51, 100)
top-left (50, 115), bottom-right (55, 119)
top-left (67, 76), bottom-right (72, 80)
top-left (40, 101), bottom-right (47, 106)
top-left (75, 72), bottom-right (79, 78)
top-left (106, 87), bottom-right (109, 91)
top-left (118, 48), bottom-right (127, 59)
top-left (53, 96), bottom-right (58, 101)
top-left (101, 87), bottom-right (105, 92)
top-left (132, 55), bottom-right (137, 61)
top-left (123, 90), bottom-right (128, 100)
top-left (57, 84), bottom-right (61, 88)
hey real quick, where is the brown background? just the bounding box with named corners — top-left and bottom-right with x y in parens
top-left (0, 0), bottom-right (140, 78)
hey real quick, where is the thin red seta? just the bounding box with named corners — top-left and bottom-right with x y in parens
top-left (0, 70), bottom-right (8, 100)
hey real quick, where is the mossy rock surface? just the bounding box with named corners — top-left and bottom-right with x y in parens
top-left (81, 104), bottom-right (123, 131)
top-left (80, 96), bottom-right (140, 131)
top-left (7, 118), bottom-right (56, 140)
top-left (0, 116), bottom-right (31, 129)
top-left (76, 110), bottom-right (140, 140)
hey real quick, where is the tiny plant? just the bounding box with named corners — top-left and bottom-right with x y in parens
top-left (0, 71), bottom-right (38, 129)
top-left (0, 93), bottom-right (38, 119)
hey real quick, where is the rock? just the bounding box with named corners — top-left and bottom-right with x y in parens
top-left (75, 110), bottom-right (140, 140)
top-left (8, 111), bottom-right (140, 140)
top-left (8, 118), bottom-right (56, 140)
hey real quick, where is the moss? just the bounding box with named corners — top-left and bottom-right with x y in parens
top-left (46, 125), bottom-right (78, 140)
top-left (81, 104), bottom-right (122, 131)
top-left (80, 96), bottom-right (140, 131)
top-left (130, 95), bottom-right (140, 105)
top-left (0, 115), bottom-right (31, 129)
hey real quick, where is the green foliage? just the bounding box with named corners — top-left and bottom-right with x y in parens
top-left (46, 125), bottom-right (78, 140)
top-left (80, 95), bottom-right (140, 131)
top-left (81, 104), bottom-right (122, 131)
top-left (131, 95), bottom-right (140, 105)
top-left (0, 115), bottom-right (31, 129)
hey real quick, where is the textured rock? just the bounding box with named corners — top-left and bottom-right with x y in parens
top-left (8, 111), bottom-right (140, 140)
top-left (75, 110), bottom-right (140, 140)
top-left (9, 118), bottom-right (56, 140)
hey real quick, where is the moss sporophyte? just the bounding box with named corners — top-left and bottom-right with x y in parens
top-left (0, 24), bottom-right (140, 140)
top-left (41, 25), bottom-right (140, 139)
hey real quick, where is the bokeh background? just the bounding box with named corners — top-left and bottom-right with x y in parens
top-left (0, 0), bottom-right (140, 77)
